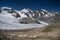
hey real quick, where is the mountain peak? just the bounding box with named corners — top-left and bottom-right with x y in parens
top-left (41, 9), bottom-right (48, 12)
top-left (20, 8), bottom-right (33, 13)
top-left (1, 7), bottom-right (12, 10)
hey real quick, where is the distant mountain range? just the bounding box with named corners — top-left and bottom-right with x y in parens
top-left (0, 7), bottom-right (60, 24)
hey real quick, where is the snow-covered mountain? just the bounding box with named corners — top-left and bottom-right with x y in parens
top-left (0, 7), bottom-right (60, 30)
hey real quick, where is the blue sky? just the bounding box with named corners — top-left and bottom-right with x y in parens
top-left (0, 0), bottom-right (60, 12)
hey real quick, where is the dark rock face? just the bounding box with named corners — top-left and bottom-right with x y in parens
top-left (15, 13), bottom-right (20, 18)
top-left (25, 13), bottom-right (30, 17)
top-left (36, 21), bottom-right (41, 24)
top-left (33, 12), bottom-right (39, 18)
top-left (0, 9), bottom-right (2, 13)
top-left (8, 9), bottom-right (14, 13)
top-left (19, 18), bottom-right (33, 24)
top-left (19, 18), bottom-right (41, 24)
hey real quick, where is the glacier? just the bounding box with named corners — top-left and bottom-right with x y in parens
top-left (0, 7), bottom-right (49, 30)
